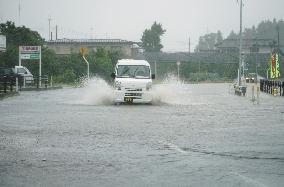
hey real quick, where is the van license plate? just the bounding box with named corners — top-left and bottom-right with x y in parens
top-left (124, 97), bottom-right (133, 103)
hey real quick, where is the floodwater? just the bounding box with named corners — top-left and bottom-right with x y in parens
top-left (1, 77), bottom-right (284, 187)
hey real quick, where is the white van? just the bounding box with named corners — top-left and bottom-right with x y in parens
top-left (111, 59), bottom-right (155, 104)
top-left (14, 66), bottom-right (34, 84)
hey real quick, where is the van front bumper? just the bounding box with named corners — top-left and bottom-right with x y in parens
top-left (114, 90), bottom-right (153, 104)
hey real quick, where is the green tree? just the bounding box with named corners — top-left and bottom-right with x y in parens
top-left (195, 31), bottom-right (223, 52)
top-left (0, 21), bottom-right (44, 68)
top-left (141, 22), bottom-right (166, 52)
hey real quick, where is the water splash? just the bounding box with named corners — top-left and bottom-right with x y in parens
top-left (79, 77), bottom-right (115, 105)
top-left (152, 74), bottom-right (192, 105)
top-left (77, 75), bottom-right (193, 106)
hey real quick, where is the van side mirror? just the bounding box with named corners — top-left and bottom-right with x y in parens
top-left (151, 74), bottom-right (155, 79)
top-left (111, 72), bottom-right (116, 79)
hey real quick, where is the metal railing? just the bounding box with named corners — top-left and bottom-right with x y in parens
top-left (0, 75), bottom-right (23, 93)
top-left (260, 79), bottom-right (284, 96)
top-left (0, 75), bottom-right (51, 93)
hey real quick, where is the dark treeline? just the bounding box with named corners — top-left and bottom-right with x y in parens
top-left (196, 19), bottom-right (284, 52)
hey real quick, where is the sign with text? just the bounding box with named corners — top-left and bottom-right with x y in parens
top-left (21, 53), bottom-right (40, 60)
top-left (20, 46), bottom-right (41, 60)
top-left (20, 46), bottom-right (40, 53)
top-left (19, 45), bottom-right (42, 86)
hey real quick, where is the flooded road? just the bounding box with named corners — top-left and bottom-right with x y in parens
top-left (1, 79), bottom-right (284, 186)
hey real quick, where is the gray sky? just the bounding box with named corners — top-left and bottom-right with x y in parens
top-left (1, 0), bottom-right (284, 52)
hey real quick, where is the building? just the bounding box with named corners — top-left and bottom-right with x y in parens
top-left (46, 38), bottom-right (141, 57)
top-left (216, 38), bottom-right (274, 54)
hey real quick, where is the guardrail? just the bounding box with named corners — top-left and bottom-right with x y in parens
top-left (0, 75), bottom-right (23, 93)
top-left (0, 75), bottom-right (50, 93)
top-left (260, 79), bottom-right (284, 96)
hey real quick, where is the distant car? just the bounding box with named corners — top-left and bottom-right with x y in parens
top-left (245, 73), bottom-right (256, 83)
top-left (14, 66), bottom-right (34, 84)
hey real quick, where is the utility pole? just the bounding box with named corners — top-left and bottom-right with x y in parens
top-left (18, 0), bottom-right (21, 26)
top-left (56, 25), bottom-right (58, 40)
top-left (188, 37), bottom-right (191, 54)
top-left (48, 17), bottom-right (52, 41)
top-left (277, 24), bottom-right (280, 52)
top-left (238, 0), bottom-right (243, 86)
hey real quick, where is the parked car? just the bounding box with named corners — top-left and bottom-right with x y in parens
top-left (14, 66), bottom-right (34, 84)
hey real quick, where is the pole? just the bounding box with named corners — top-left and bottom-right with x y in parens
top-left (39, 46), bottom-right (42, 87)
top-left (56, 25), bottom-right (58, 40)
top-left (48, 17), bottom-right (51, 41)
top-left (154, 61), bottom-right (157, 77)
top-left (177, 64), bottom-right (180, 80)
top-left (255, 50), bottom-right (258, 84)
top-left (238, 0), bottom-right (243, 86)
top-left (19, 46), bottom-right (21, 66)
top-left (257, 86), bottom-right (260, 104)
top-left (188, 37), bottom-right (191, 54)
top-left (277, 24), bottom-right (280, 52)
top-left (16, 77), bottom-right (19, 92)
top-left (82, 55), bottom-right (89, 80)
top-left (198, 60), bottom-right (201, 81)
top-left (18, 0), bottom-right (21, 26)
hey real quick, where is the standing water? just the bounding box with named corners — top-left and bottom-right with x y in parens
top-left (0, 76), bottom-right (284, 186)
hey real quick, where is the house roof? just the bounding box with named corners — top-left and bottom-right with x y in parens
top-left (46, 38), bottom-right (139, 45)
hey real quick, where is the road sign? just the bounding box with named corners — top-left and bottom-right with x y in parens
top-left (20, 53), bottom-right (40, 60)
top-left (177, 61), bottom-right (181, 66)
top-left (19, 46), bottom-right (42, 86)
top-left (80, 47), bottom-right (88, 56)
top-left (20, 46), bottom-right (40, 53)
top-left (0, 35), bottom-right (6, 52)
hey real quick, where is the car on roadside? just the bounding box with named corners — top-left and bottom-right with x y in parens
top-left (14, 66), bottom-right (34, 84)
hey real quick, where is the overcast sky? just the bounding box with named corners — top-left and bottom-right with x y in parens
top-left (1, 0), bottom-right (284, 52)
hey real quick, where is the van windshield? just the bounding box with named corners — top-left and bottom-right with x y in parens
top-left (117, 65), bottom-right (150, 78)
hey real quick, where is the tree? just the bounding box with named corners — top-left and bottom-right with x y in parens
top-left (195, 31), bottom-right (223, 52)
top-left (0, 21), bottom-right (44, 68)
top-left (141, 22), bottom-right (166, 52)
top-left (227, 31), bottom-right (238, 39)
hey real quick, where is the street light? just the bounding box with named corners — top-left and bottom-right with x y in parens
top-left (177, 61), bottom-right (181, 80)
top-left (80, 47), bottom-right (89, 80)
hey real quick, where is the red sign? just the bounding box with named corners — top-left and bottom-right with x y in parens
top-left (20, 46), bottom-right (40, 53)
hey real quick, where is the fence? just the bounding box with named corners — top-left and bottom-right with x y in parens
top-left (0, 75), bottom-right (23, 93)
top-left (0, 75), bottom-right (50, 93)
top-left (260, 79), bottom-right (284, 96)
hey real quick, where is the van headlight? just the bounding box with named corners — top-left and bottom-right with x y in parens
top-left (146, 82), bottom-right (152, 91)
top-left (115, 81), bottom-right (121, 90)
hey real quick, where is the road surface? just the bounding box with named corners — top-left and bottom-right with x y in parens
top-left (1, 80), bottom-right (284, 186)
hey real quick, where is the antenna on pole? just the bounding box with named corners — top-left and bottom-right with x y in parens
top-left (188, 37), bottom-right (191, 54)
top-left (56, 25), bottom-right (58, 40)
top-left (48, 16), bottom-right (52, 41)
top-left (18, 0), bottom-right (21, 26)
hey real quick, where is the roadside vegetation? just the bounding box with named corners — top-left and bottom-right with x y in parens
top-left (1, 19), bottom-right (283, 84)
top-left (0, 21), bottom-right (125, 85)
